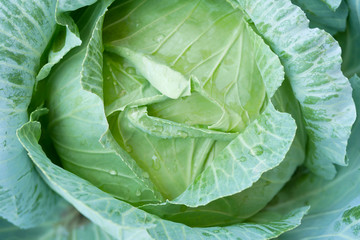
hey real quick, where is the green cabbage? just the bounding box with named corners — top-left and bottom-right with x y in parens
top-left (1, 0), bottom-right (359, 239)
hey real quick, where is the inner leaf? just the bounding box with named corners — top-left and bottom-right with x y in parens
top-left (103, 0), bottom-right (269, 133)
top-left (102, 0), bottom-right (284, 200)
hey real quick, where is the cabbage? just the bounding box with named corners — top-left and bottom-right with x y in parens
top-left (1, 0), bottom-right (359, 239)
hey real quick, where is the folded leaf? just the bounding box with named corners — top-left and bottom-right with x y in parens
top-left (269, 75), bottom-right (360, 239)
top-left (47, 0), bottom-right (162, 204)
top-left (36, 0), bottom-right (101, 81)
top-left (229, 0), bottom-right (356, 179)
top-left (17, 110), bottom-right (309, 239)
top-left (0, 203), bottom-right (116, 240)
top-left (103, 0), bottom-right (285, 132)
top-left (172, 103), bottom-right (296, 207)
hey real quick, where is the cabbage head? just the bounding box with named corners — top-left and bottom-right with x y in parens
top-left (1, 0), bottom-right (360, 239)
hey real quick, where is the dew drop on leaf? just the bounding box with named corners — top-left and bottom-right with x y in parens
top-left (152, 125), bottom-right (163, 133)
top-left (154, 34), bottom-right (165, 42)
top-left (252, 145), bottom-right (264, 156)
top-left (125, 67), bottom-right (136, 74)
top-left (152, 155), bottom-right (161, 170)
top-left (125, 145), bottom-right (133, 153)
top-left (119, 89), bottom-right (127, 97)
top-left (124, 49), bottom-right (131, 56)
top-left (239, 156), bottom-right (247, 162)
top-left (142, 171), bottom-right (150, 179)
top-left (177, 130), bottom-right (188, 138)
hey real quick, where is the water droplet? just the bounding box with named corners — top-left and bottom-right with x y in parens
top-left (124, 49), bottom-right (131, 56)
top-left (239, 156), bottom-right (247, 162)
top-left (254, 127), bottom-right (261, 136)
top-left (125, 67), bottom-right (136, 75)
top-left (129, 110), bottom-right (138, 119)
top-left (184, 120), bottom-right (193, 125)
top-left (154, 34), bottom-right (165, 42)
top-left (152, 125), bottom-right (163, 133)
top-left (177, 130), bottom-right (188, 138)
top-left (142, 171), bottom-right (150, 179)
top-left (119, 89), bottom-right (127, 97)
top-left (113, 82), bottom-right (120, 94)
top-left (125, 145), bottom-right (132, 153)
top-left (135, 189), bottom-right (141, 196)
top-left (252, 145), bottom-right (264, 156)
top-left (333, 221), bottom-right (341, 232)
top-left (109, 170), bottom-right (117, 176)
top-left (152, 155), bottom-right (161, 170)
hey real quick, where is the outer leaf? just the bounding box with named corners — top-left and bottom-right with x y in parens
top-left (269, 75), bottom-right (360, 239)
top-left (17, 112), bottom-right (308, 239)
top-left (36, 0), bottom-right (99, 81)
top-left (17, 121), bottom-right (156, 240)
top-left (229, 0), bottom-right (356, 179)
top-left (0, 204), bottom-right (116, 240)
top-left (0, 0), bottom-right (62, 228)
top-left (147, 206), bottom-right (309, 240)
top-left (336, 0), bottom-right (360, 78)
top-left (292, 0), bottom-right (348, 35)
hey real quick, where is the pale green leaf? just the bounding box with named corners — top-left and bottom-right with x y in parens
top-left (141, 78), bottom-right (306, 227)
top-left (103, 0), bottom-right (284, 132)
top-left (37, 0), bottom-right (107, 81)
top-left (126, 107), bottom-right (237, 141)
top-left (0, 203), bottom-right (116, 240)
top-left (103, 53), bottom-right (167, 116)
top-left (230, 0), bottom-right (356, 179)
top-left (110, 109), bottom-right (231, 200)
top-left (0, 0), bottom-right (62, 228)
top-left (269, 75), bottom-right (360, 240)
top-left (47, 0), bottom-right (162, 204)
top-left (17, 121), bottom-right (156, 240)
top-left (172, 103), bottom-right (296, 207)
top-left (18, 113), bottom-right (308, 239)
top-left (17, 106), bottom-right (308, 239)
top-left (36, 0), bottom-right (100, 81)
